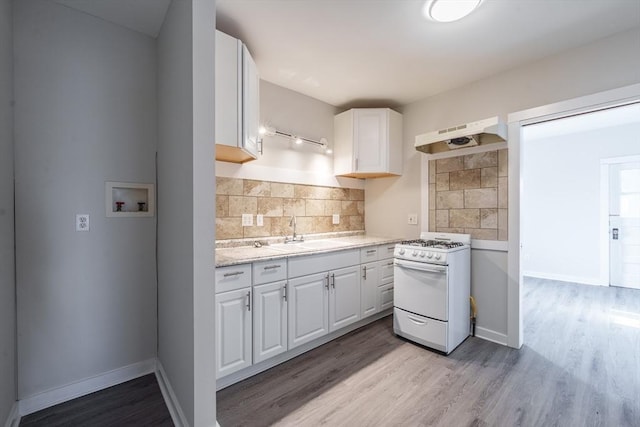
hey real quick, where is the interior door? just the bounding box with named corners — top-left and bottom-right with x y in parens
top-left (610, 162), bottom-right (640, 289)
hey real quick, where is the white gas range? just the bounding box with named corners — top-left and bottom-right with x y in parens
top-left (393, 232), bottom-right (471, 354)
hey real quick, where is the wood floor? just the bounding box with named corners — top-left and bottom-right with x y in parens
top-left (19, 374), bottom-right (173, 427)
top-left (217, 278), bottom-right (640, 427)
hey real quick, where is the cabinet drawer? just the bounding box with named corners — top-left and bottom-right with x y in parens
top-left (360, 246), bottom-right (378, 263)
top-left (289, 249), bottom-right (359, 278)
top-left (379, 259), bottom-right (395, 283)
top-left (216, 264), bottom-right (252, 293)
top-left (378, 243), bottom-right (396, 260)
top-left (253, 259), bottom-right (287, 285)
top-left (393, 308), bottom-right (447, 353)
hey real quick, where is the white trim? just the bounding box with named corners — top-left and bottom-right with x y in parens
top-left (475, 327), bottom-right (508, 346)
top-left (524, 271), bottom-right (605, 287)
top-left (3, 402), bottom-right (19, 427)
top-left (216, 161), bottom-right (365, 189)
top-left (420, 141), bottom-right (508, 161)
top-left (155, 360), bottom-right (189, 427)
top-left (601, 154), bottom-right (640, 164)
top-left (600, 163), bottom-right (611, 287)
top-left (18, 358), bottom-right (156, 416)
top-left (471, 240), bottom-right (508, 252)
top-left (507, 83), bottom-right (640, 351)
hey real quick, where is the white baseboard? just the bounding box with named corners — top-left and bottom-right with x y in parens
top-left (3, 402), bottom-right (19, 427)
top-left (155, 360), bottom-right (189, 427)
top-left (475, 326), bottom-right (508, 346)
top-left (18, 358), bottom-right (156, 417)
top-left (523, 271), bottom-right (605, 287)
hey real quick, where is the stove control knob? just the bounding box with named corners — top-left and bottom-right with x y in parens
top-left (399, 248), bottom-right (405, 255)
top-left (435, 253), bottom-right (442, 260)
top-left (412, 250), bottom-right (418, 257)
top-left (427, 252), bottom-right (433, 258)
top-left (419, 251), bottom-right (426, 257)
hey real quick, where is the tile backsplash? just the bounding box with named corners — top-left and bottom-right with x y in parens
top-left (428, 149), bottom-right (508, 241)
top-left (216, 177), bottom-right (365, 240)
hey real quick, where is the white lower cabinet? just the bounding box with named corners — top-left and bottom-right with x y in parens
top-left (288, 272), bottom-right (329, 349)
top-left (253, 280), bottom-right (288, 363)
top-left (215, 287), bottom-right (252, 379)
top-left (360, 262), bottom-right (379, 318)
top-left (329, 266), bottom-right (361, 331)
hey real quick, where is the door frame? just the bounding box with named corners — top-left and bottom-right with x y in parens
top-left (506, 83), bottom-right (640, 349)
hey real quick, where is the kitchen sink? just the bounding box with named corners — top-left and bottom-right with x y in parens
top-left (267, 239), bottom-right (350, 251)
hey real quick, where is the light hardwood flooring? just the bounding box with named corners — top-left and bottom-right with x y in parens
top-left (217, 278), bottom-right (640, 426)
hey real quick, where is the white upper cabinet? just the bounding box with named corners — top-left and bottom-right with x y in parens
top-left (215, 30), bottom-right (260, 163)
top-left (334, 108), bottom-right (403, 178)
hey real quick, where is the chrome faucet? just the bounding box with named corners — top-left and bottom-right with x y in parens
top-left (285, 215), bottom-right (303, 243)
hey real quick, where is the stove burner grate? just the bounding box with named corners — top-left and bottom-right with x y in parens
top-left (400, 239), bottom-right (465, 249)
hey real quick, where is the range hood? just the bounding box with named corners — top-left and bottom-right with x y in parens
top-left (415, 116), bottom-right (507, 154)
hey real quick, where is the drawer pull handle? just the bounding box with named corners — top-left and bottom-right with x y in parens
top-left (387, 262), bottom-right (394, 266)
top-left (263, 265), bottom-right (281, 270)
top-left (366, 249), bottom-right (376, 254)
top-left (223, 271), bottom-right (244, 277)
top-left (407, 315), bottom-right (426, 325)
top-left (387, 246), bottom-right (394, 250)
top-left (362, 265), bottom-right (367, 280)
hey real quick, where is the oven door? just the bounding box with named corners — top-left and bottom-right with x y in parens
top-left (394, 258), bottom-right (448, 321)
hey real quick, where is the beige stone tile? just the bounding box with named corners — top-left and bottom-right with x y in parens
top-left (450, 169), bottom-right (481, 190)
top-left (480, 208), bottom-right (497, 228)
top-left (283, 198), bottom-right (306, 216)
top-left (429, 209), bottom-right (436, 231)
top-left (341, 200), bottom-right (359, 216)
top-left (324, 199), bottom-right (342, 216)
top-left (498, 177), bottom-right (508, 209)
top-left (436, 209), bottom-right (449, 228)
top-left (216, 217), bottom-right (242, 240)
top-left (216, 177), bottom-right (243, 195)
top-left (243, 217), bottom-right (272, 238)
top-left (464, 151), bottom-right (497, 169)
top-left (436, 156), bottom-right (464, 173)
top-left (271, 217), bottom-right (289, 237)
top-left (229, 196), bottom-right (257, 217)
top-left (465, 228), bottom-right (498, 240)
top-left (294, 184), bottom-right (314, 199)
top-left (349, 188), bottom-right (365, 201)
top-left (349, 215), bottom-right (364, 231)
top-left (305, 199), bottom-right (326, 216)
top-left (436, 173), bottom-right (450, 191)
top-left (429, 160), bottom-right (436, 184)
top-left (257, 197), bottom-right (283, 217)
top-left (313, 216), bottom-right (333, 233)
top-left (271, 182), bottom-right (294, 198)
top-left (464, 188), bottom-right (497, 208)
top-left (450, 209), bottom-right (480, 228)
top-left (356, 201), bottom-right (365, 215)
top-left (330, 187), bottom-right (349, 200)
top-left (295, 216), bottom-right (315, 235)
top-left (313, 186), bottom-right (333, 199)
top-left (436, 190), bottom-right (464, 209)
top-left (436, 227), bottom-right (465, 234)
top-left (498, 149), bottom-right (508, 177)
top-left (216, 195), bottom-right (229, 218)
top-left (481, 167), bottom-right (498, 188)
top-left (498, 208), bottom-right (508, 241)
top-left (429, 184), bottom-right (436, 210)
top-left (244, 180), bottom-right (271, 196)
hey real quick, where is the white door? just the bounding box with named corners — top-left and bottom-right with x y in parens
top-left (215, 287), bottom-right (252, 378)
top-left (288, 273), bottom-right (329, 349)
top-left (253, 281), bottom-right (287, 363)
top-left (610, 162), bottom-right (640, 289)
top-left (329, 266), bottom-right (361, 331)
top-left (354, 109), bottom-right (386, 173)
top-left (360, 262), bottom-right (378, 318)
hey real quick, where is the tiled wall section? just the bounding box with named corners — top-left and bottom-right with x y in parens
top-left (428, 149), bottom-right (508, 241)
top-left (216, 177), bottom-right (365, 240)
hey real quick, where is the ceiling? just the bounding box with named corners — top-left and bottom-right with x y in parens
top-left (54, 1), bottom-right (639, 109)
top-left (217, 0), bottom-right (640, 108)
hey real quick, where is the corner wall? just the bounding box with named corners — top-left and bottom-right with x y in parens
top-left (0, 0), bottom-right (16, 423)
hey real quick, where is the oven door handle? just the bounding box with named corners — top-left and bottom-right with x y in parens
top-left (394, 260), bottom-right (446, 274)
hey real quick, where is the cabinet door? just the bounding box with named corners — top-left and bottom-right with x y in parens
top-left (253, 281), bottom-right (287, 363)
top-left (215, 30), bottom-right (241, 148)
top-left (288, 273), bottom-right (329, 349)
top-left (329, 265), bottom-right (361, 331)
top-left (360, 262), bottom-right (379, 318)
top-left (354, 109), bottom-right (387, 173)
top-left (216, 288), bottom-right (252, 379)
top-left (378, 283), bottom-right (394, 311)
top-left (242, 44), bottom-right (259, 157)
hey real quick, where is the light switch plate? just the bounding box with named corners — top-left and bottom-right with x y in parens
top-left (256, 214), bottom-right (264, 226)
top-left (242, 213), bottom-right (253, 227)
top-left (76, 214), bottom-right (90, 231)
top-left (408, 213), bottom-right (418, 225)
top-left (332, 214), bottom-right (340, 225)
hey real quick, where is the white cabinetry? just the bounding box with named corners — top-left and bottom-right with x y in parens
top-left (252, 260), bottom-right (288, 363)
top-left (287, 249), bottom-right (360, 349)
top-left (215, 30), bottom-right (260, 163)
top-left (360, 244), bottom-right (396, 319)
top-left (334, 108), bottom-right (403, 178)
top-left (215, 264), bottom-right (252, 379)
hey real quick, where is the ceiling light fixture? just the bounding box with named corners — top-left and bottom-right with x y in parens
top-left (423, 0), bottom-right (483, 23)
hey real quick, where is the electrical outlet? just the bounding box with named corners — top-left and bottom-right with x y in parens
top-left (242, 213), bottom-right (253, 227)
top-left (76, 214), bottom-right (90, 232)
top-left (407, 213), bottom-right (418, 225)
top-left (332, 214), bottom-right (340, 225)
top-left (256, 214), bottom-right (264, 227)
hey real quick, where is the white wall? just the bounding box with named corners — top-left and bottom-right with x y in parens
top-left (366, 28), bottom-right (640, 340)
top-left (13, 0), bottom-right (158, 400)
top-left (216, 80), bottom-right (364, 189)
top-left (157, 0), bottom-right (216, 425)
top-left (522, 119), bottom-right (640, 285)
top-left (0, 0), bottom-right (16, 422)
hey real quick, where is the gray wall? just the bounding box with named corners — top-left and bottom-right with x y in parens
top-left (13, 0), bottom-right (158, 398)
top-left (0, 0), bottom-right (16, 422)
top-left (157, 0), bottom-right (217, 425)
